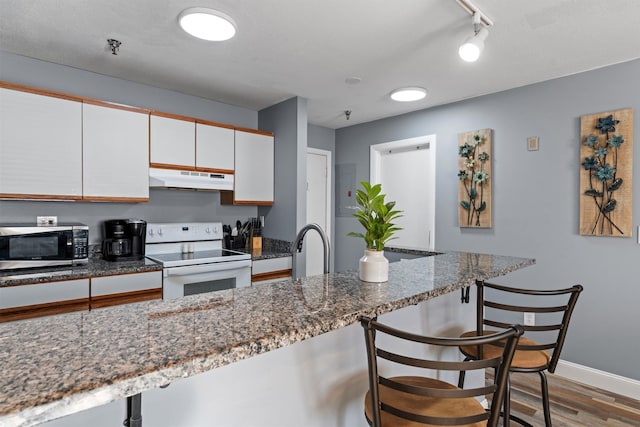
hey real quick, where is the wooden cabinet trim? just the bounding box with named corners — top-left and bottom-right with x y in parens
top-left (0, 193), bottom-right (83, 201)
top-left (234, 126), bottom-right (274, 137)
top-left (0, 81), bottom-right (151, 115)
top-left (149, 163), bottom-right (197, 172)
top-left (196, 118), bottom-right (234, 129)
top-left (221, 191), bottom-right (274, 206)
top-left (194, 167), bottom-right (234, 175)
top-left (82, 196), bottom-right (150, 203)
top-left (82, 98), bottom-right (150, 114)
top-left (0, 298), bottom-right (89, 323)
top-left (1, 80), bottom-right (269, 138)
top-left (0, 81), bottom-right (83, 102)
top-left (90, 288), bottom-right (162, 309)
top-left (150, 110), bottom-right (196, 122)
top-left (233, 199), bottom-right (274, 206)
top-left (252, 269), bottom-right (292, 282)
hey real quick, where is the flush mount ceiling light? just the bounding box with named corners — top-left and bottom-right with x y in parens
top-left (456, 0), bottom-right (493, 63)
top-left (390, 87), bottom-right (427, 102)
top-left (178, 7), bottom-right (237, 41)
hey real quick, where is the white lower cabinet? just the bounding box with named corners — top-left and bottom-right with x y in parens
top-left (251, 257), bottom-right (292, 284)
top-left (0, 278), bottom-right (89, 322)
top-left (90, 270), bottom-right (162, 309)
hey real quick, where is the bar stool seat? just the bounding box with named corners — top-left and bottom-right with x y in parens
top-left (364, 376), bottom-right (487, 427)
top-left (459, 331), bottom-right (551, 369)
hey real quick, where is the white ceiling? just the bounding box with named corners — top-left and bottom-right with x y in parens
top-left (1, 0), bottom-right (639, 129)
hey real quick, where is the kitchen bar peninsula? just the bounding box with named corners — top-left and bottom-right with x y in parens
top-left (0, 251), bottom-right (534, 427)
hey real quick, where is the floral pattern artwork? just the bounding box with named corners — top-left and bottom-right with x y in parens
top-left (458, 128), bottom-right (492, 228)
top-left (580, 108), bottom-right (633, 237)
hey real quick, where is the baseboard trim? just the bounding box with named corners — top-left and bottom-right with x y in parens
top-left (554, 360), bottom-right (640, 400)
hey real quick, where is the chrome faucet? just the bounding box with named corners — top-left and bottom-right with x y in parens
top-left (292, 223), bottom-right (330, 279)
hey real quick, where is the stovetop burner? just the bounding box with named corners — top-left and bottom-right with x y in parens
top-left (146, 248), bottom-right (250, 267)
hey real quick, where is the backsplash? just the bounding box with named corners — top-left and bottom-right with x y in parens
top-left (0, 189), bottom-right (257, 244)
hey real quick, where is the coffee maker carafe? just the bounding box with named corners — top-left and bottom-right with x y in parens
top-left (103, 219), bottom-right (147, 261)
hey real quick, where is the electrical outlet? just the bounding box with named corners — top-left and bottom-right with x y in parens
top-left (524, 312), bottom-right (535, 326)
top-left (37, 216), bottom-right (58, 226)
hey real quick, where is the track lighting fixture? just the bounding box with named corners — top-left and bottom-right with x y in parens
top-left (459, 12), bottom-right (489, 62)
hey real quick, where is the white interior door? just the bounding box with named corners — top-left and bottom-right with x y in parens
top-left (306, 148), bottom-right (331, 276)
top-left (371, 136), bottom-right (435, 251)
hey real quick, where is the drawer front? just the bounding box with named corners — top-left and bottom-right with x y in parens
top-left (252, 257), bottom-right (292, 275)
top-left (91, 271), bottom-right (162, 297)
top-left (0, 279), bottom-right (89, 309)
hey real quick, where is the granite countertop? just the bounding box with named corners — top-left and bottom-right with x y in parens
top-left (247, 249), bottom-right (293, 261)
top-left (0, 258), bottom-right (162, 287)
top-left (0, 251), bottom-right (534, 427)
top-left (243, 237), bottom-right (292, 261)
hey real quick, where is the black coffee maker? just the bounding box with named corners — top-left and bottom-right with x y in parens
top-left (103, 219), bottom-right (147, 261)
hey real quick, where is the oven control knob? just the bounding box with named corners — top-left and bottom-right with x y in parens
top-left (148, 229), bottom-right (154, 236)
top-left (157, 228), bottom-right (163, 236)
top-left (205, 227), bottom-right (211, 234)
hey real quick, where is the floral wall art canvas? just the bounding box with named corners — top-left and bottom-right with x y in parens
top-left (580, 108), bottom-right (633, 237)
top-left (458, 128), bottom-right (492, 228)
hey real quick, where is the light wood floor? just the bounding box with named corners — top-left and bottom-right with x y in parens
top-left (490, 371), bottom-right (640, 426)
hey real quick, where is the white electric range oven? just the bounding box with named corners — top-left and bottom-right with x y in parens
top-left (145, 222), bottom-right (251, 300)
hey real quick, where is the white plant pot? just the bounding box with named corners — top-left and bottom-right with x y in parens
top-left (359, 249), bottom-right (389, 282)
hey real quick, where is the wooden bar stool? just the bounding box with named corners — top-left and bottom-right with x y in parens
top-left (360, 316), bottom-right (524, 427)
top-left (457, 280), bottom-right (583, 426)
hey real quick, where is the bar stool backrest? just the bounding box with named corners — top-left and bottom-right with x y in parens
top-left (475, 280), bottom-right (583, 372)
top-left (361, 316), bottom-right (523, 427)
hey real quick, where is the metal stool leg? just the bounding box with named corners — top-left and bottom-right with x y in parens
top-left (125, 393), bottom-right (142, 427)
top-left (539, 371), bottom-right (552, 427)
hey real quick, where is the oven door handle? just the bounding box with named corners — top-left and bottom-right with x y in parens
top-left (165, 259), bottom-right (252, 276)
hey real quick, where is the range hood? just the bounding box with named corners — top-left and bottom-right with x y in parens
top-left (149, 167), bottom-right (234, 191)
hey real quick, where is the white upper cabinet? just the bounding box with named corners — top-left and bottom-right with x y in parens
top-left (82, 101), bottom-right (150, 201)
top-left (230, 129), bottom-right (274, 205)
top-left (149, 113), bottom-right (195, 168)
top-left (0, 86), bottom-right (83, 199)
top-left (195, 122), bottom-right (235, 172)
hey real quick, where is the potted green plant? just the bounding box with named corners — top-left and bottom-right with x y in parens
top-left (348, 181), bottom-right (402, 282)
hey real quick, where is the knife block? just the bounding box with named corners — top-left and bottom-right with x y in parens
top-left (250, 233), bottom-right (262, 256)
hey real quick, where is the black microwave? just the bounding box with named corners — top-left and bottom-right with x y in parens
top-left (0, 223), bottom-right (89, 270)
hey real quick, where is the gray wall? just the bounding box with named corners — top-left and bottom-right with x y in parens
top-left (0, 51), bottom-right (256, 126)
top-left (0, 51), bottom-right (258, 242)
top-left (334, 59), bottom-right (640, 380)
top-left (258, 97), bottom-right (308, 242)
top-left (308, 124), bottom-right (336, 271)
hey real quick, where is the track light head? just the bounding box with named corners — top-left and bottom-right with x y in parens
top-left (459, 12), bottom-right (489, 63)
top-left (459, 26), bottom-right (488, 62)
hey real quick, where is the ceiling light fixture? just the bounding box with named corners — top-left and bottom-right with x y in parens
top-left (459, 13), bottom-right (489, 62)
top-left (178, 8), bottom-right (237, 41)
top-left (390, 87), bottom-right (427, 102)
